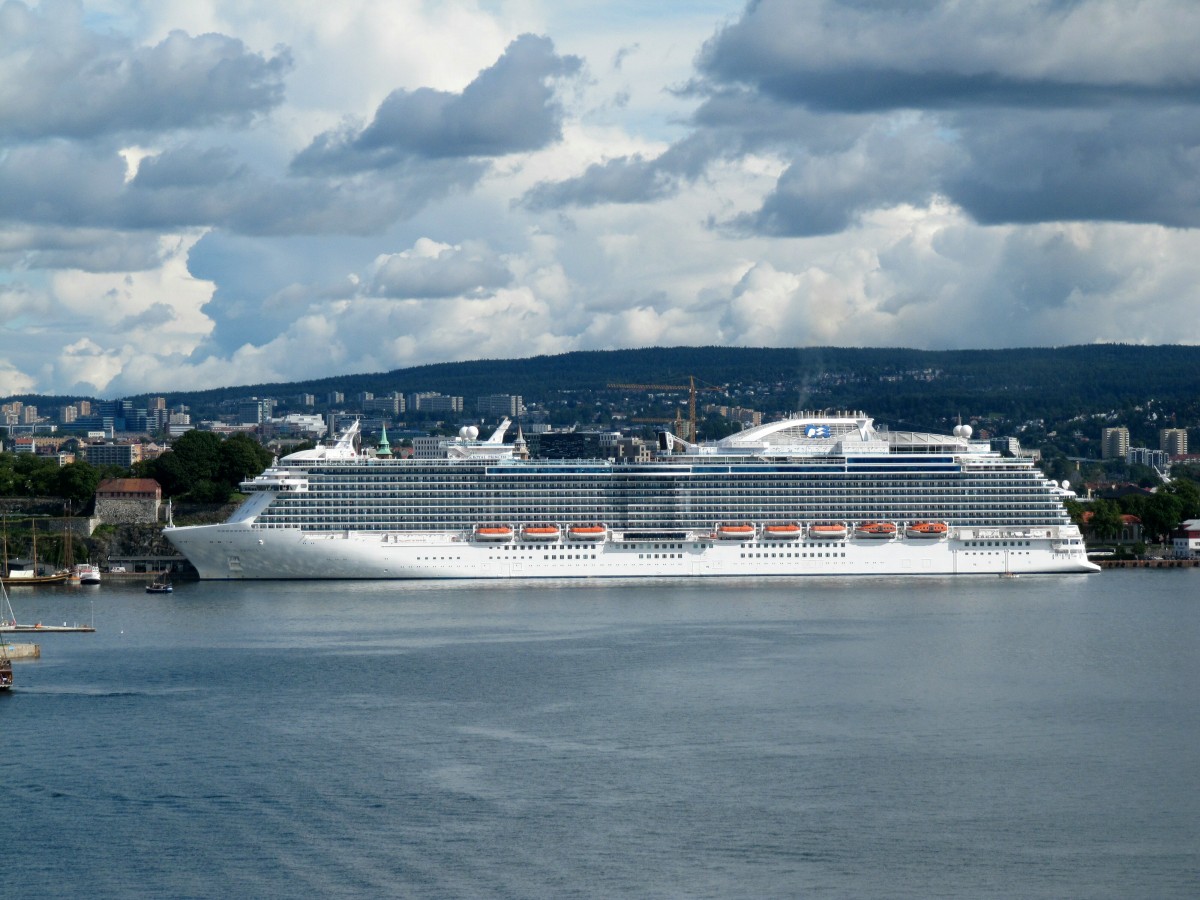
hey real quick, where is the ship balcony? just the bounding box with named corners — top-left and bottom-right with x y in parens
top-left (241, 474), bottom-right (310, 492)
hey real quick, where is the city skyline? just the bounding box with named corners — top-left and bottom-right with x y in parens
top-left (3, 0), bottom-right (1200, 399)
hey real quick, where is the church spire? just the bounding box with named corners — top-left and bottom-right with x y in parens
top-left (377, 423), bottom-right (392, 458)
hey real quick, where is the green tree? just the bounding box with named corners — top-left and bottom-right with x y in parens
top-left (56, 461), bottom-right (102, 510)
top-left (169, 430), bottom-right (224, 483)
top-left (1117, 493), bottom-right (1147, 521)
top-left (1163, 478), bottom-right (1200, 521)
top-left (188, 479), bottom-right (233, 504)
top-left (138, 451), bottom-right (187, 497)
top-left (13, 453), bottom-right (59, 496)
top-left (140, 430), bottom-right (223, 497)
top-left (1128, 463), bottom-right (1161, 488)
top-left (137, 430), bottom-right (272, 500)
top-left (217, 434), bottom-right (273, 489)
top-left (1088, 499), bottom-right (1124, 541)
top-left (1139, 492), bottom-right (1183, 543)
top-left (1064, 499), bottom-right (1086, 527)
top-left (0, 454), bottom-right (14, 495)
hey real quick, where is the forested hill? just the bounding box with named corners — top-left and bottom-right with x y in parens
top-left (7, 345), bottom-right (1200, 439)
top-left (147, 344), bottom-right (1198, 421)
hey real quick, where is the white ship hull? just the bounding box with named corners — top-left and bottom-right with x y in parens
top-left (166, 523), bottom-right (1099, 580)
top-left (165, 413), bottom-right (1099, 581)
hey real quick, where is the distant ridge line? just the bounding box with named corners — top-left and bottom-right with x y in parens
top-left (5, 345), bottom-right (1200, 416)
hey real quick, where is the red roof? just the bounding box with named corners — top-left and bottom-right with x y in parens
top-left (97, 478), bottom-right (161, 494)
top-left (1080, 511), bottom-right (1141, 524)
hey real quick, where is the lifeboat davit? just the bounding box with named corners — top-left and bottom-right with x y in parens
top-left (716, 523), bottom-right (756, 540)
top-left (567, 525), bottom-right (607, 542)
top-left (474, 525), bottom-right (514, 541)
top-left (762, 523), bottom-right (801, 540)
top-left (856, 522), bottom-right (897, 539)
top-left (808, 522), bottom-right (848, 540)
top-left (906, 521), bottom-right (948, 539)
top-left (521, 525), bottom-right (562, 541)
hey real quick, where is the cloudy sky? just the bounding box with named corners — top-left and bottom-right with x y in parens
top-left (3, 0), bottom-right (1199, 398)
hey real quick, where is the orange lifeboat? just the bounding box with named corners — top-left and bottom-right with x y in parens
top-left (474, 525), bottom-right (514, 542)
top-left (808, 522), bottom-right (848, 540)
top-left (520, 525), bottom-right (562, 542)
top-left (856, 522), bottom-right (897, 539)
top-left (762, 523), bottom-right (801, 540)
top-left (716, 523), bottom-right (756, 540)
top-left (567, 525), bottom-right (607, 542)
top-left (906, 521), bottom-right (948, 539)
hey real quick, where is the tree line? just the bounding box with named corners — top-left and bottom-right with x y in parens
top-left (1067, 479), bottom-right (1200, 545)
top-left (0, 431), bottom-right (274, 509)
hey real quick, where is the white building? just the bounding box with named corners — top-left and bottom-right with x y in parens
top-left (1127, 447), bottom-right (1170, 470)
top-left (1172, 519), bottom-right (1200, 559)
top-left (1160, 428), bottom-right (1188, 457)
top-left (1101, 426), bottom-right (1129, 459)
top-left (408, 392), bottom-right (463, 414)
top-left (265, 414), bottom-right (328, 439)
top-left (412, 435), bottom-right (445, 459)
top-left (362, 394), bottom-right (405, 415)
top-left (477, 394), bottom-right (525, 418)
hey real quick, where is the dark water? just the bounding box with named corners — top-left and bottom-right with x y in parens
top-left (3, 571), bottom-right (1198, 898)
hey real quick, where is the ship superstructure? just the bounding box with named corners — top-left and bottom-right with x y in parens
top-left (165, 412), bottom-right (1098, 579)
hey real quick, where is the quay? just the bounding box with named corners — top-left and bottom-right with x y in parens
top-left (2, 642), bottom-right (40, 660)
top-left (0, 623), bottom-right (96, 633)
top-left (1097, 559), bottom-right (1200, 568)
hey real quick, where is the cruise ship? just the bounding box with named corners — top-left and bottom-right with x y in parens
top-left (164, 413), bottom-right (1098, 579)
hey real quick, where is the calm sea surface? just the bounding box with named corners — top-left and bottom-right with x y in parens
top-left (2, 570), bottom-right (1198, 898)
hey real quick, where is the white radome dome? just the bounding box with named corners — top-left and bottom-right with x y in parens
top-left (466, 426), bottom-right (479, 440)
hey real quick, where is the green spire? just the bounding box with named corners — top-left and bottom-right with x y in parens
top-left (377, 424), bottom-right (392, 457)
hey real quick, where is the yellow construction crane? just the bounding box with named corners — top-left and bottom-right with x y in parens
top-left (631, 410), bottom-right (689, 438)
top-left (608, 376), bottom-right (719, 442)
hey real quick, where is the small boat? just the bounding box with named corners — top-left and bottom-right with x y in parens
top-left (474, 525), bottom-right (514, 542)
top-left (906, 521), bottom-right (948, 539)
top-left (808, 522), bottom-right (848, 540)
top-left (1, 570), bottom-right (69, 586)
top-left (73, 564), bottom-right (102, 585)
top-left (567, 525), bottom-right (607, 542)
top-left (520, 525), bottom-right (562, 542)
top-left (146, 579), bottom-right (173, 594)
top-left (856, 522), bottom-right (897, 539)
top-left (715, 523), bottom-right (756, 540)
top-left (761, 523), bottom-right (801, 540)
top-left (1, 519), bottom-right (69, 585)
